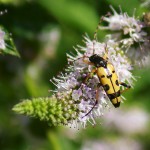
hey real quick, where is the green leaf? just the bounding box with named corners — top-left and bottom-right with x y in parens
top-left (107, 0), bottom-right (147, 16)
top-left (38, 0), bottom-right (99, 35)
top-left (0, 0), bottom-right (25, 5)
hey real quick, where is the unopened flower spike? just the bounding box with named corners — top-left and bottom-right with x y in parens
top-left (13, 96), bottom-right (79, 127)
top-left (101, 6), bottom-right (150, 67)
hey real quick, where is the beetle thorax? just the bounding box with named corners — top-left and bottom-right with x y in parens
top-left (89, 54), bottom-right (107, 68)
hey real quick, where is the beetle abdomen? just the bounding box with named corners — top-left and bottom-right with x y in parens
top-left (107, 90), bottom-right (121, 107)
top-left (97, 64), bottom-right (121, 107)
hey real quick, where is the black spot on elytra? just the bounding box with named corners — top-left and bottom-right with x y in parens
top-left (103, 84), bottom-right (110, 91)
top-left (107, 90), bottom-right (120, 99)
top-left (101, 75), bottom-right (105, 78)
top-left (116, 80), bottom-right (119, 86)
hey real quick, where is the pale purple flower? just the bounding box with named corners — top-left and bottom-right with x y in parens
top-left (72, 88), bottom-right (82, 101)
top-left (101, 6), bottom-right (150, 67)
top-left (102, 6), bottom-right (145, 43)
top-left (82, 138), bottom-right (142, 150)
top-left (103, 108), bottom-right (149, 135)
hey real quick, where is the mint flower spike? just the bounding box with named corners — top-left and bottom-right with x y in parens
top-left (13, 36), bottom-right (134, 128)
top-left (100, 6), bottom-right (150, 67)
top-left (51, 36), bottom-right (134, 128)
top-left (12, 96), bottom-right (79, 126)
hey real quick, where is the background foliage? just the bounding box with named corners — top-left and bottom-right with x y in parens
top-left (0, 0), bottom-right (150, 150)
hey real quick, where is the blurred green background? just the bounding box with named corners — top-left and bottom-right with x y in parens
top-left (0, 0), bottom-right (150, 150)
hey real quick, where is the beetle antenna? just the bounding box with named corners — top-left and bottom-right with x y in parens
top-left (93, 12), bottom-right (111, 55)
top-left (94, 16), bottom-right (104, 41)
top-left (93, 41), bottom-right (95, 55)
top-left (93, 12), bottom-right (111, 41)
top-left (105, 43), bottom-right (108, 53)
top-left (105, 43), bottom-right (109, 57)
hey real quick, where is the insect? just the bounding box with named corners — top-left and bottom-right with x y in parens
top-left (78, 15), bottom-right (131, 117)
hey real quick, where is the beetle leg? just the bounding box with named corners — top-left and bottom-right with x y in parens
top-left (119, 82), bottom-right (131, 94)
top-left (80, 68), bottom-right (97, 96)
top-left (96, 83), bottom-right (102, 100)
top-left (80, 69), bottom-right (97, 117)
top-left (72, 55), bottom-right (94, 65)
top-left (70, 55), bottom-right (92, 65)
top-left (84, 68), bottom-right (97, 83)
top-left (82, 83), bottom-right (102, 118)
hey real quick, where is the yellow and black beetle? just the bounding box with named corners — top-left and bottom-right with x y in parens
top-left (78, 15), bottom-right (131, 117)
top-left (81, 48), bottom-right (131, 117)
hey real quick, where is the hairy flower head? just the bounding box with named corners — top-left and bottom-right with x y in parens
top-left (101, 6), bottom-right (150, 67)
top-left (102, 6), bottom-right (145, 43)
top-left (51, 36), bottom-right (134, 127)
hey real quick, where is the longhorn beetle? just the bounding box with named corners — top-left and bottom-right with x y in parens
top-left (77, 14), bottom-right (131, 117)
